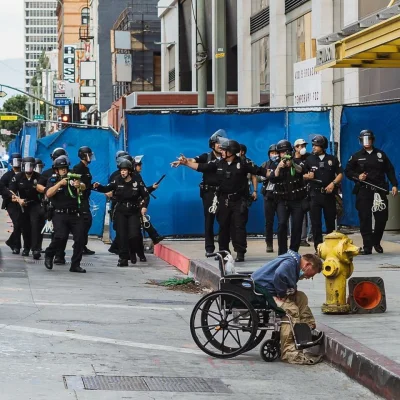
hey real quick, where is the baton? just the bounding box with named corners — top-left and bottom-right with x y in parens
top-left (355, 178), bottom-right (389, 195)
top-left (155, 174), bottom-right (166, 186)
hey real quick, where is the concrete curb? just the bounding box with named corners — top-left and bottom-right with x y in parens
top-left (155, 243), bottom-right (400, 399)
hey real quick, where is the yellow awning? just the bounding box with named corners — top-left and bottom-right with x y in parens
top-left (316, 13), bottom-right (400, 71)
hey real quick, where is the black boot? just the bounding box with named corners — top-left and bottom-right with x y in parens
top-left (235, 253), bottom-right (245, 262)
top-left (12, 248), bottom-right (20, 255)
top-left (151, 235), bottom-right (164, 245)
top-left (22, 249), bottom-right (30, 257)
top-left (44, 257), bottom-right (53, 270)
top-left (33, 251), bottom-right (41, 260)
top-left (54, 256), bottom-right (66, 265)
top-left (130, 254), bottom-right (137, 264)
top-left (117, 259), bottom-right (129, 267)
top-left (83, 246), bottom-right (95, 255)
top-left (138, 254), bottom-right (147, 262)
top-left (70, 265), bottom-right (86, 273)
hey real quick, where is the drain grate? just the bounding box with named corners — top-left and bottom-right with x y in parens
top-left (26, 260), bottom-right (94, 267)
top-left (64, 375), bottom-right (231, 393)
top-left (379, 264), bottom-right (400, 269)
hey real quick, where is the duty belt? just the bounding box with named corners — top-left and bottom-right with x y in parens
top-left (55, 208), bottom-right (79, 214)
top-left (220, 192), bottom-right (244, 202)
top-left (200, 183), bottom-right (219, 192)
top-left (119, 201), bottom-right (138, 208)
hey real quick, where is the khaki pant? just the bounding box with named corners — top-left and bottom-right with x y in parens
top-left (278, 291), bottom-right (323, 365)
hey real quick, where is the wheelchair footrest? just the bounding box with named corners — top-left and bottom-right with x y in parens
top-left (294, 323), bottom-right (324, 350)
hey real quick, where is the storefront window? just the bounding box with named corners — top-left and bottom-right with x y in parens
top-left (251, 0), bottom-right (269, 15)
top-left (286, 12), bottom-right (312, 104)
top-left (251, 36), bottom-right (270, 105)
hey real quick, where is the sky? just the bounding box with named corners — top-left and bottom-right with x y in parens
top-left (0, 0), bottom-right (25, 105)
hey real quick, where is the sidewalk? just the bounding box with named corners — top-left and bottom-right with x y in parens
top-left (155, 234), bottom-right (400, 400)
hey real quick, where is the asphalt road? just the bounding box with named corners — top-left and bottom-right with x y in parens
top-left (0, 235), bottom-right (380, 399)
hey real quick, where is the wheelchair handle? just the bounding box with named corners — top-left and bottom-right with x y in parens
top-left (206, 251), bottom-right (230, 277)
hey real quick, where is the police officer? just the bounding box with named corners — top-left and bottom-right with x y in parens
top-left (93, 159), bottom-right (149, 267)
top-left (44, 156), bottom-right (87, 273)
top-left (72, 146), bottom-right (95, 255)
top-left (10, 157), bottom-right (46, 259)
top-left (173, 139), bottom-right (268, 262)
top-left (37, 148), bottom-right (70, 265)
top-left (269, 140), bottom-right (307, 255)
top-left (345, 130), bottom-right (398, 254)
top-left (171, 129), bottom-right (226, 256)
top-left (304, 135), bottom-right (343, 252)
top-left (1, 153), bottom-right (24, 254)
top-left (260, 144), bottom-right (279, 253)
top-left (34, 158), bottom-right (44, 174)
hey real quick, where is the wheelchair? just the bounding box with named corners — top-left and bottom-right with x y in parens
top-left (190, 251), bottom-right (324, 362)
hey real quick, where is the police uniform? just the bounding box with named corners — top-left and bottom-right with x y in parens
top-left (9, 171), bottom-right (45, 258)
top-left (304, 153), bottom-right (342, 250)
top-left (72, 160), bottom-right (93, 252)
top-left (197, 156), bottom-right (267, 260)
top-left (1, 169), bottom-right (23, 253)
top-left (96, 173), bottom-right (149, 266)
top-left (345, 148), bottom-right (397, 252)
top-left (260, 159), bottom-right (278, 251)
top-left (194, 151), bottom-right (220, 254)
top-left (44, 173), bottom-right (86, 272)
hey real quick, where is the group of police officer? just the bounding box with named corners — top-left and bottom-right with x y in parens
top-left (172, 129), bottom-right (397, 260)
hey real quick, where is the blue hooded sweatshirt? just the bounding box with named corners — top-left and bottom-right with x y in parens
top-left (251, 251), bottom-right (301, 298)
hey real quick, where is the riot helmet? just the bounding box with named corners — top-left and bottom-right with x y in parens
top-left (34, 158), bottom-right (44, 174)
top-left (51, 147), bottom-right (67, 160)
top-left (11, 153), bottom-right (22, 168)
top-left (52, 155), bottom-right (70, 169)
top-left (209, 129), bottom-right (227, 149)
top-left (276, 140), bottom-right (293, 154)
top-left (115, 150), bottom-right (129, 160)
top-left (311, 135), bottom-right (328, 150)
top-left (22, 157), bottom-right (36, 174)
top-left (359, 129), bottom-right (375, 146)
top-left (134, 155), bottom-right (144, 165)
top-left (268, 144), bottom-right (278, 155)
top-left (78, 146), bottom-right (95, 163)
top-left (219, 139), bottom-right (240, 156)
top-left (118, 159), bottom-right (133, 171)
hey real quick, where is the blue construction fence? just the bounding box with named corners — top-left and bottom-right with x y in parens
top-left (7, 102), bottom-right (400, 237)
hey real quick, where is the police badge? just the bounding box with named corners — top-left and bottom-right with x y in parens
top-left (328, 160), bottom-right (333, 166)
top-left (377, 152), bottom-right (382, 159)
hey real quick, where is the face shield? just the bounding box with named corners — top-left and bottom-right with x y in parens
top-left (84, 152), bottom-right (95, 163)
top-left (34, 164), bottom-right (44, 174)
top-left (23, 162), bottom-right (34, 174)
top-left (363, 135), bottom-right (371, 146)
top-left (12, 158), bottom-right (22, 168)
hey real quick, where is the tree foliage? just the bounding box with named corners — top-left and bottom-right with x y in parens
top-left (0, 95), bottom-right (28, 134)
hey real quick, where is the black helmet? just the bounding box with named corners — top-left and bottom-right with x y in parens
top-left (11, 152), bottom-right (22, 160)
top-left (276, 140), bottom-right (293, 153)
top-left (118, 159), bottom-right (133, 170)
top-left (359, 129), bottom-right (375, 144)
top-left (311, 135), bottom-right (328, 150)
top-left (52, 155), bottom-right (70, 169)
top-left (22, 157), bottom-right (36, 173)
top-left (78, 146), bottom-right (93, 160)
top-left (115, 150), bottom-right (128, 160)
top-left (239, 144), bottom-right (247, 154)
top-left (219, 139), bottom-right (240, 155)
top-left (51, 147), bottom-right (67, 160)
top-left (116, 155), bottom-right (133, 167)
top-left (268, 144), bottom-right (277, 155)
top-left (209, 129), bottom-right (227, 149)
top-left (35, 158), bottom-right (44, 166)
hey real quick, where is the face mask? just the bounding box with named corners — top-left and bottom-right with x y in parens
top-left (299, 270), bottom-right (305, 280)
top-left (271, 155), bottom-right (280, 163)
top-left (300, 148), bottom-right (307, 156)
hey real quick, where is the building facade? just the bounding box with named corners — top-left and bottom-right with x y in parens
top-left (158, 0), bottom-right (400, 108)
top-left (24, 0), bottom-right (58, 92)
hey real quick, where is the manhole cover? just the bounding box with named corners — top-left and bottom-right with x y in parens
top-left (64, 376), bottom-right (231, 393)
top-left (25, 260), bottom-right (94, 267)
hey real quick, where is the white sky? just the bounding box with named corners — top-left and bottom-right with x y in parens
top-left (0, 0), bottom-right (24, 60)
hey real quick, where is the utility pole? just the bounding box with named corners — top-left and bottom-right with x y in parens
top-left (213, 0), bottom-right (227, 108)
top-left (197, 0), bottom-right (207, 108)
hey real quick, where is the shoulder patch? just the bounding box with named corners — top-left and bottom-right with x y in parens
top-left (237, 162), bottom-right (241, 169)
top-left (377, 152), bottom-right (382, 159)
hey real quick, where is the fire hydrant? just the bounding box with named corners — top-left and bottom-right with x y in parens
top-left (317, 231), bottom-right (360, 314)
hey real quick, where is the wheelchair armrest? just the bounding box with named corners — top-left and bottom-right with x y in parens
top-left (223, 274), bottom-right (252, 279)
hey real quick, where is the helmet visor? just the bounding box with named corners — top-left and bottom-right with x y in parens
top-left (23, 162), bottom-right (34, 173)
top-left (86, 152), bottom-right (95, 162)
top-left (12, 158), bottom-right (21, 168)
top-left (34, 165), bottom-right (43, 174)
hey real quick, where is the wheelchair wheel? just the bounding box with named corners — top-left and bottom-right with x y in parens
top-left (190, 290), bottom-right (258, 359)
top-left (260, 339), bottom-right (280, 362)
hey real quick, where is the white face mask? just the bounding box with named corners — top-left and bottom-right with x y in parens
top-left (299, 147), bottom-right (307, 156)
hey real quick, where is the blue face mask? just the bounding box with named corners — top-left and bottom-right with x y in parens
top-left (299, 270), bottom-right (305, 278)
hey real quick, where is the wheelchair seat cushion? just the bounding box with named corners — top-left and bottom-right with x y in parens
top-left (254, 283), bottom-right (286, 316)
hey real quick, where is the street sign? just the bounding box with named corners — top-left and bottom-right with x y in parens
top-left (0, 115), bottom-right (18, 121)
top-left (34, 114), bottom-right (44, 121)
top-left (54, 92), bottom-right (67, 98)
top-left (0, 91), bottom-right (7, 98)
top-left (54, 98), bottom-right (71, 106)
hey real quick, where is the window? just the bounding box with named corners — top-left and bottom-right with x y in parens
top-left (286, 12), bottom-right (313, 104)
top-left (251, 36), bottom-right (270, 105)
top-left (81, 7), bottom-right (90, 25)
top-left (251, 0), bottom-right (269, 15)
top-left (168, 44), bottom-right (176, 91)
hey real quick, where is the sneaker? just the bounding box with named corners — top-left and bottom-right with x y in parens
top-left (300, 240), bottom-right (311, 247)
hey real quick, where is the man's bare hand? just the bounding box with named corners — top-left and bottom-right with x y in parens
top-left (359, 172), bottom-right (367, 181)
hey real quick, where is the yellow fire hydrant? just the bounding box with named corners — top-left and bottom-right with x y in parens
top-left (317, 231), bottom-right (360, 314)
